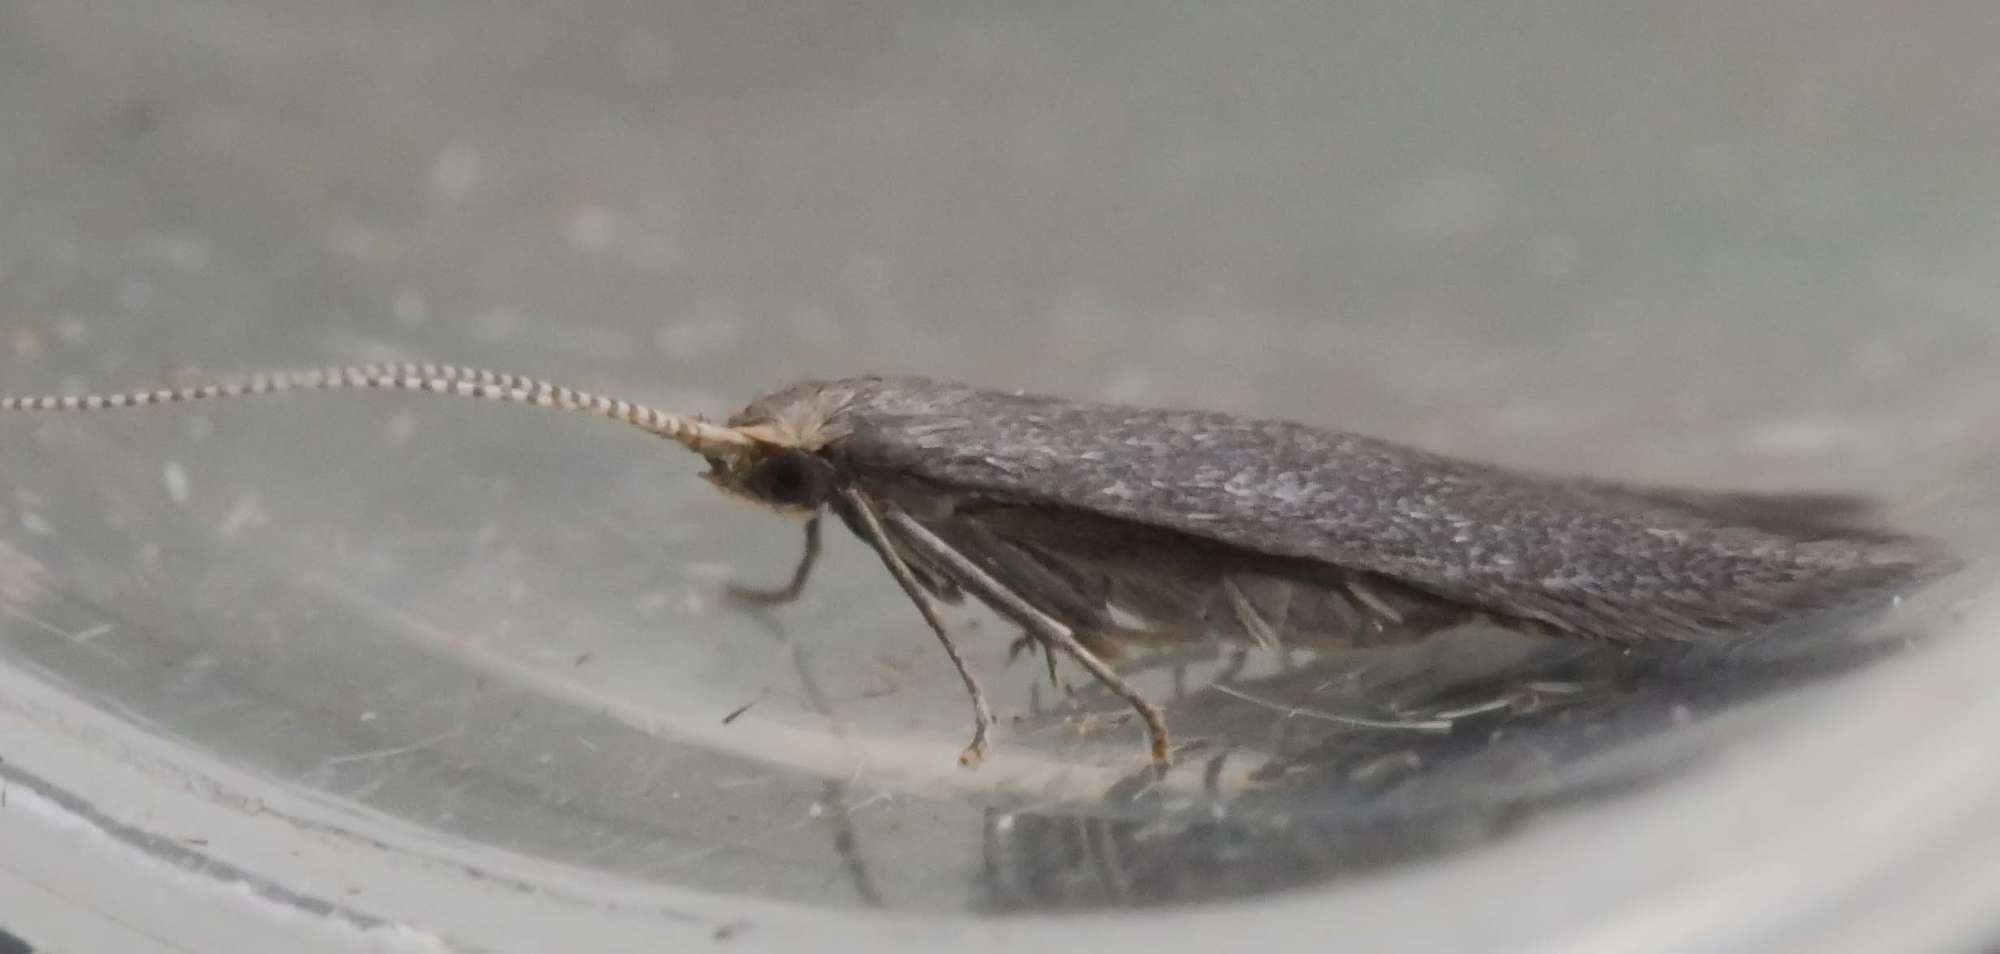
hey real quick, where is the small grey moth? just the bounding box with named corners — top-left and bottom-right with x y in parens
top-left (3, 364), bottom-right (1951, 766)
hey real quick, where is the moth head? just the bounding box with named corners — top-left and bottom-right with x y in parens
top-left (696, 382), bottom-right (854, 515)
top-left (700, 442), bottom-right (838, 515)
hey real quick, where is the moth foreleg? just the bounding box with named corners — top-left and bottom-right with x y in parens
top-left (728, 513), bottom-right (824, 606)
top-left (881, 510), bottom-right (1173, 767)
top-left (838, 489), bottom-right (994, 767)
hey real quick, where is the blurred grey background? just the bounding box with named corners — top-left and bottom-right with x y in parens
top-left (3, 2), bottom-right (1999, 952)
top-left (5, 1), bottom-right (1998, 483)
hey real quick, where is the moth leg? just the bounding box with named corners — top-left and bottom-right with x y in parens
top-left (1005, 632), bottom-right (1064, 689)
top-left (873, 516), bottom-right (966, 605)
top-left (728, 513), bottom-right (823, 606)
top-left (882, 510), bottom-right (1173, 766)
top-left (931, 524), bottom-right (1111, 690)
top-left (838, 488), bottom-right (994, 767)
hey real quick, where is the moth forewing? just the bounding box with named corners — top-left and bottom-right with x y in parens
top-left (802, 375), bottom-right (1950, 646)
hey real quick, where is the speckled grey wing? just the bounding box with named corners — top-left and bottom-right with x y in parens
top-left (786, 375), bottom-right (1945, 644)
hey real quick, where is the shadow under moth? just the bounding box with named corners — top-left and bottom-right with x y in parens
top-left (2, 364), bottom-right (1953, 766)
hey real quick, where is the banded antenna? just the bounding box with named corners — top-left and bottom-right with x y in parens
top-left (0, 362), bottom-right (754, 456)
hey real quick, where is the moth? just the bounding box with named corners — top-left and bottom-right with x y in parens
top-left (2, 364), bottom-right (1950, 766)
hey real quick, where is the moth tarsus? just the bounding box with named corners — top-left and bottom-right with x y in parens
top-left (1005, 631), bottom-right (1066, 691)
top-left (726, 514), bottom-right (823, 607)
top-left (2, 366), bottom-right (1954, 769)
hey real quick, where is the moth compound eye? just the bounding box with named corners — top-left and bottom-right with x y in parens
top-left (751, 452), bottom-right (829, 508)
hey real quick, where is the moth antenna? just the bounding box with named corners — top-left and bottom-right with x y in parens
top-left (0, 362), bottom-right (754, 456)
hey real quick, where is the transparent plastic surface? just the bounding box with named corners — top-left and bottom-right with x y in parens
top-left (3, 3), bottom-right (1999, 952)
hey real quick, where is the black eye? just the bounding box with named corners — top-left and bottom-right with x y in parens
top-left (752, 452), bottom-right (827, 507)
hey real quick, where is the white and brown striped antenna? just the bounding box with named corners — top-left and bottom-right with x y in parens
top-left (0, 362), bottom-right (755, 456)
